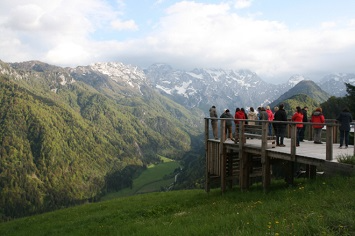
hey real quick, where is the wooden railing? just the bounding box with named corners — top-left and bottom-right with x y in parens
top-left (205, 118), bottom-right (355, 160)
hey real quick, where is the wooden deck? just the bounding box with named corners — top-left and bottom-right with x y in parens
top-left (205, 118), bottom-right (355, 193)
top-left (221, 137), bottom-right (354, 162)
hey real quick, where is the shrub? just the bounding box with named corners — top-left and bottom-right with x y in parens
top-left (337, 154), bottom-right (355, 165)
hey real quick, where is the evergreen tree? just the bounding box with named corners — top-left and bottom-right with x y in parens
top-left (345, 83), bottom-right (355, 115)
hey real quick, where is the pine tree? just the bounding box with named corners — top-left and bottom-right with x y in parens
top-left (345, 83), bottom-right (355, 115)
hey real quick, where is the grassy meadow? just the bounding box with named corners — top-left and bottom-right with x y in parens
top-left (101, 156), bottom-right (180, 200)
top-left (0, 175), bottom-right (354, 236)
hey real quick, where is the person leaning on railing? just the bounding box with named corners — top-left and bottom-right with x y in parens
top-left (220, 109), bottom-right (235, 141)
top-left (209, 105), bottom-right (218, 139)
top-left (292, 106), bottom-right (304, 147)
top-left (273, 104), bottom-right (287, 147)
top-left (234, 107), bottom-right (245, 142)
top-left (311, 107), bottom-right (325, 144)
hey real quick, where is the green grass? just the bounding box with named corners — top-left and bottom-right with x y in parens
top-left (337, 154), bottom-right (355, 165)
top-left (1, 176), bottom-right (355, 236)
top-left (101, 156), bottom-right (180, 200)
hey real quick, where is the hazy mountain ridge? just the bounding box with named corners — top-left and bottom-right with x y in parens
top-left (318, 73), bottom-right (355, 97)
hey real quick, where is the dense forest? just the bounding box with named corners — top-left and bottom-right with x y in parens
top-left (0, 61), bottom-right (203, 220)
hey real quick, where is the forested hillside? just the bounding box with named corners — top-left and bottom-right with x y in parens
top-left (277, 94), bottom-right (320, 118)
top-left (0, 61), bottom-right (203, 219)
top-left (270, 80), bottom-right (330, 110)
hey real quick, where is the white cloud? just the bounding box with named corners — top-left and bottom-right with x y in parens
top-left (115, 1), bottom-right (355, 82)
top-left (154, 0), bottom-right (165, 5)
top-left (234, 0), bottom-right (253, 9)
top-left (45, 42), bottom-right (91, 65)
top-left (321, 21), bottom-right (336, 29)
top-left (111, 19), bottom-right (138, 31)
top-left (0, 0), bottom-right (134, 65)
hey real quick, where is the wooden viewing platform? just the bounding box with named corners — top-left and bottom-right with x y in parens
top-left (205, 118), bottom-right (355, 193)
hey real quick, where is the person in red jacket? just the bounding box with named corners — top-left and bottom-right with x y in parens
top-left (291, 106), bottom-right (304, 146)
top-left (234, 108), bottom-right (246, 141)
top-left (311, 107), bottom-right (325, 144)
top-left (266, 106), bottom-right (274, 136)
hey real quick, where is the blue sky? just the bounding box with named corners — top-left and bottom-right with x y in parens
top-left (1, 0), bottom-right (355, 83)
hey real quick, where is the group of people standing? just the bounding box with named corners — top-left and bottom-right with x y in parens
top-left (210, 104), bottom-right (353, 148)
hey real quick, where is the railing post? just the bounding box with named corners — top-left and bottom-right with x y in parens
top-left (239, 121), bottom-right (249, 190)
top-left (287, 124), bottom-right (297, 186)
top-left (238, 121), bottom-right (244, 144)
top-left (261, 121), bottom-right (270, 191)
top-left (326, 124), bottom-right (333, 161)
top-left (332, 120), bottom-right (338, 143)
top-left (220, 120), bottom-right (226, 193)
top-left (220, 119), bottom-right (226, 142)
top-left (308, 124), bottom-right (313, 141)
top-left (205, 118), bottom-right (209, 144)
top-left (205, 118), bottom-right (209, 192)
top-left (290, 124), bottom-right (296, 160)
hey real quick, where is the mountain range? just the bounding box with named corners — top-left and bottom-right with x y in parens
top-left (144, 64), bottom-right (355, 114)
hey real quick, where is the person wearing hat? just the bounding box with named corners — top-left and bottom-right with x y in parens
top-left (220, 109), bottom-right (235, 141)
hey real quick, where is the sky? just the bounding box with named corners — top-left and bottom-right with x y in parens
top-left (1, 0), bottom-right (355, 83)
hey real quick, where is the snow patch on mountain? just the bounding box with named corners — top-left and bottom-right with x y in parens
top-left (90, 62), bottom-right (146, 86)
top-left (88, 62), bottom-right (149, 95)
top-left (288, 75), bottom-right (306, 86)
top-left (156, 85), bottom-right (172, 94)
top-left (186, 72), bottom-right (203, 80)
top-left (176, 80), bottom-right (192, 96)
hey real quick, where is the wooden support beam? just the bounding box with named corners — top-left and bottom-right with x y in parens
top-left (239, 121), bottom-right (248, 190)
top-left (227, 150), bottom-right (234, 189)
top-left (204, 119), bottom-right (210, 192)
top-left (326, 125), bottom-right (333, 161)
top-left (239, 151), bottom-right (249, 190)
top-left (307, 124), bottom-right (313, 141)
top-left (220, 120), bottom-right (226, 193)
top-left (261, 122), bottom-right (270, 191)
top-left (290, 124), bottom-right (296, 161)
top-left (288, 124), bottom-right (297, 185)
top-left (309, 165), bottom-right (317, 179)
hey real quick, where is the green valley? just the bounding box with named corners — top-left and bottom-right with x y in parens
top-left (102, 156), bottom-right (180, 200)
